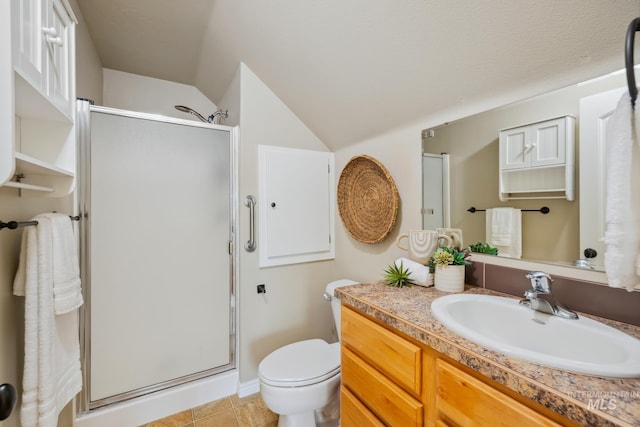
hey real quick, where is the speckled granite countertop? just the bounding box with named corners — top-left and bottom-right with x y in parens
top-left (335, 282), bottom-right (640, 427)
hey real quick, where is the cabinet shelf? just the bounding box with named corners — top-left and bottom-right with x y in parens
top-left (3, 181), bottom-right (55, 193)
top-left (8, 152), bottom-right (75, 195)
top-left (2, 0), bottom-right (77, 196)
top-left (15, 152), bottom-right (73, 177)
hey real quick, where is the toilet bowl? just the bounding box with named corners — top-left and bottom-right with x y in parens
top-left (258, 279), bottom-right (358, 427)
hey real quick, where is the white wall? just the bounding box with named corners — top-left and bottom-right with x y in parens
top-left (103, 69), bottom-right (217, 118)
top-left (68, 0), bottom-right (103, 105)
top-left (233, 63), bottom-right (338, 383)
top-left (332, 127), bottom-right (424, 283)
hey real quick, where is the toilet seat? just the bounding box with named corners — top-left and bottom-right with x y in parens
top-left (258, 339), bottom-right (340, 387)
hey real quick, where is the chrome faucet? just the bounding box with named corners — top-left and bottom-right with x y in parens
top-left (519, 271), bottom-right (578, 319)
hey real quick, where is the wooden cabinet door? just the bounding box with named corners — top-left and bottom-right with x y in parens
top-left (435, 360), bottom-right (561, 427)
top-left (341, 306), bottom-right (421, 395)
top-left (340, 386), bottom-right (385, 427)
top-left (342, 347), bottom-right (423, 427)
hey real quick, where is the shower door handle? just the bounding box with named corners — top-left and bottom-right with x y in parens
top-left (244, 195), bottom-right (256, 252)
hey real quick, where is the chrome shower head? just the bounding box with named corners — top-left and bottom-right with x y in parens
top-left (174, 105), bottom-right (208, 122)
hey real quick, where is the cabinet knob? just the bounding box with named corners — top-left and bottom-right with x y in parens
top-left (0, 383), bottom-right (16, 421)
top-left (271, 202), bottom-right (276, 208)
top-left (42, 27), bottom-right (57, 36)
top-left (46, 36), bottom-right (63, 46)
top-left (42, 27), bottom-right (63, 46)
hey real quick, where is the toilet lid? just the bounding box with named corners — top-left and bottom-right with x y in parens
top-left (258, 339), bottom-right (340, 387)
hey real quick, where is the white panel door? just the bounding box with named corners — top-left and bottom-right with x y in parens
top-left (259, 145), bottom-right (335, 267)
top-left (47, 0), bottom-right (72, 115)
top-left (579, 86), bottom-right (626, 269)
top-left (499, 126), bottom-right (530, 169)
top-left (12, 0), bottom-right (45, 91)
top-left (530, 117), bottom-right (565, 167)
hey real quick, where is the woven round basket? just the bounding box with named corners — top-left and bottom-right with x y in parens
top-left (337, 155), bottom-right (399, 244)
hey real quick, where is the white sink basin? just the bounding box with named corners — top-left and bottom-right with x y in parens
top-left (430, 294), bottom-right (640, 378)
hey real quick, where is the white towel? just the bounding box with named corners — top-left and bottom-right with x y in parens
top-left (486, 208), bottom-right (522, 259)
top-left (395, 257), bottom-right (433, 287)
top-left (15, 213), bottom-right (83, 314)
top-left (489, 208), bottom-right (513, 246)
top-left (604, 93), bottom-right (640, 291)
top-left (13, 214), bottom-right (83, 427)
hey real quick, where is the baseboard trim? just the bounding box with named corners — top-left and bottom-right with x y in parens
top-left (238, 378), bottom-right (260, 398)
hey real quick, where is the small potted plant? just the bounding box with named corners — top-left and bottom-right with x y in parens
top-left (383, 261), bottom-right (415, 288)
top-left (430, 247), bottom-right (471, 292)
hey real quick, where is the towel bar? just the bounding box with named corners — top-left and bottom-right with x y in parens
top-left (0, 215), bottom-right (81, 231)
top-left (467, 207), bottom-right (550, 214)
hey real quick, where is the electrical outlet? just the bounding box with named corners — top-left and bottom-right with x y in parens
top-left (257, 284), bottom-right (266, 294)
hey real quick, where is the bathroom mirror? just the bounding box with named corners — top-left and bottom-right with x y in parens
top-left (422, 68), bottom-right (632, 272)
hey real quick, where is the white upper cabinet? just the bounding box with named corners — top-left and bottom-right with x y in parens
top-left (2, 0), bottom-right (77, 196)
top-left (500, 117), bottom-right (567, 170)
top-left (498, 116), bottom-right (575, 201)
top-left (258, 145), bottom-right (335, 267)
top-left (13, 0), bottom-right (75, 119)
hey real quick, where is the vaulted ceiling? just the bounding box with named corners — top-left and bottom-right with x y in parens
top-left (77, 0), bottom-right (640, 150)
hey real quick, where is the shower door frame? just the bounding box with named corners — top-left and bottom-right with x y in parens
top-left (75, 103), bottom-right (239, 413)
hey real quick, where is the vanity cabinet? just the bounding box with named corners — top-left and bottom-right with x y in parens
top-left (341, 305), bottom-right (423, 426)
top-left (2, 0), bottom-right (77, 196)
top-left (340, 306), bottom-right (573, 427)
top-left (498, 116), bottom-right (575, 201)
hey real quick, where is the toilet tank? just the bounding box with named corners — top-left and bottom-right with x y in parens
top-left (324, 279), bottom-right (358, 340)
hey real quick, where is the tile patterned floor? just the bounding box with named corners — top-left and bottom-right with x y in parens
top-left (140, 393), bottom-right (278, 427)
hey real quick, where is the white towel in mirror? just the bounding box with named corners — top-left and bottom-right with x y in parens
top-left (486, 208), bottom-right (521, 259)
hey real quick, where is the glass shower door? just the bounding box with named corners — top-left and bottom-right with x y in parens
top-left (79, 107), bottom-right (235, 408)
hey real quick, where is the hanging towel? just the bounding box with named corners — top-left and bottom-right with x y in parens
top-left (486, 208), bottom-right (522, 259)
top-left (13, 214), bottom-right (83, 427)
top-left (489, 208), bottom-right (514, 246)
top-left (604, 93), bottom-right (640, 291)
top-left (15, 213), bottom-right (83, 314)
top-left (50, 214), bottom-right (83, 314)
top-left (395, 257), bottom-right (433, 287)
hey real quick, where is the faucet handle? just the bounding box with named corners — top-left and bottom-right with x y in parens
top-left (525, 271), bottom-right (553, 293)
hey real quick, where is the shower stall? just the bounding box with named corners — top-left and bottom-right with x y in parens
top-left (75, 101), bottom-right (238, 425)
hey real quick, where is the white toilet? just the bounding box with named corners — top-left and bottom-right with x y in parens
top-left (258, 279), bottom-right (358, 427)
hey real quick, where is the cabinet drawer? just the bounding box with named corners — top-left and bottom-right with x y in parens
top-left (342, 347), bottom-right (423, 427)
top-left (341, 306), bottom-right (421, 394)
top-left (340, 385), bottom-right (384, 427)
top-left (436, 360), bottom-right (561, 427)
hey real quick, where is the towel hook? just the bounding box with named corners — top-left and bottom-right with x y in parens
top-left (625, 17), bottom-right (640, 109)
